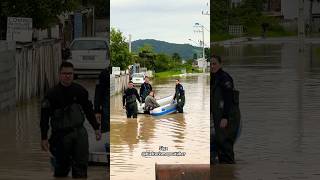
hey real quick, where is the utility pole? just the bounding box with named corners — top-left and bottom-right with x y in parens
top-left (194, 23), bottom-right (205, 59)
top-left (202, 2), bottom-right (210, 15)
top-left (128, 34), bottom-right (132, 53)
top-left (201, 25), bottom-right (205, 59)
top-left (298, 0), bottom-right (305, 52)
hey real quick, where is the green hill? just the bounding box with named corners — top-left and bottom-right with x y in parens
top-left (131, 39), bottom-right (202, 60)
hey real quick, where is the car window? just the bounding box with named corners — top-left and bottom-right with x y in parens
top-left (71, 40), bottom-right (108, 50)
top-left (133, 74), bottom-right (144, 78)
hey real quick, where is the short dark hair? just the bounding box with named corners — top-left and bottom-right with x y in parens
top-left (176, 79), bottom-right (180, 81)
top-left (145, 76), bottom-right (149, 79)
top-left (212, 55), bottom-right (222, 64)
top-left (129, 81), bottom-right (133, 84)
top-left (60, 61), bottom-right (74, 71)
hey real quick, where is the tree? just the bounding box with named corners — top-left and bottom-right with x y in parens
top-left (154, 54), bottom-right (171, 72)
top-left (193, 53), bottom-right (198, 60)
top-left (110, 28), bottom-right (132, 70)
top-left (211, 0), bottom-right (229, 33)
top-left (205, 48), bottom-right (210, 60)
top-left (138, 44), bottom-right (156, 70)
top-left (89, 0), bottom-right (109, 18)
top-left (0, 0), bottom-right (81, 28)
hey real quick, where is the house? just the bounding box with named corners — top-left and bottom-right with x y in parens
top-left (196, 58), bottom-right (209, 72)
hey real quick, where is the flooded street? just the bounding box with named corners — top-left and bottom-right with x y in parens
top-left (110, 74), bottom-right (210, 180)
top-left (213, 43), bottom-right (320, 179)
top-left (0, 78), bottom-right (108, 180)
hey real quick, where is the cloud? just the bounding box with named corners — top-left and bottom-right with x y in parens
top-left (110, 0), bottom-right (210, 44)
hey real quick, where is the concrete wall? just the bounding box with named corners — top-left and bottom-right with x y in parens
top-left (0, 41), bottom-right (16, 110)
top-left (110, 74), bottom-right (129, 96)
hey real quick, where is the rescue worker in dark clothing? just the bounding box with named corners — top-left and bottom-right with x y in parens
top-left (211, 55), bottom-right (240, 164)
top-left (94, 67), bottom-right (109, 133)
top-left (173, 79), bottom-right (185, 113)
top-left (140, 76), bottom-right (152, 103)
top-left (123, 81), bottom-right (141, 118)
top-left (40, 62), bottom-right (101, 178)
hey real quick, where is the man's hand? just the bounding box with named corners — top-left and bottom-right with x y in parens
top-left (123, 105), bottom-right (126, 109)
top-left (220, 118), bottom-right (228, 128)
top-left (95, 113), bottom-right (101, 125)
top-left (41, 139), bottom-right (49, 152)
top-left (95, 130), bottom-right (102, 141)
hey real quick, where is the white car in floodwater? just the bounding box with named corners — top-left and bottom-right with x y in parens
top-left (67, 37), bottom-right (109, 75)
top-left (131, 73), bottom-right (145, 85)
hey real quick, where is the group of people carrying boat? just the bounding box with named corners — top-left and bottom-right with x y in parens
top-left (122, 76), bottom-right (185, 118)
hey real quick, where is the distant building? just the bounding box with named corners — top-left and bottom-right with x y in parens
top-left (281, 0), bottom-right (320, 32)
top-left (196, 58), bottom-right (209, 72)
top-left (281, 0), bottom-right (320, 20)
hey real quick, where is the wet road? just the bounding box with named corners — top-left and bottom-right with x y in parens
top-left (213, 43), bottom-right (320, 179)
top-left (0, 78), bottom-right (108, 180)
top-left (110, 74), bottom-right (210, 180)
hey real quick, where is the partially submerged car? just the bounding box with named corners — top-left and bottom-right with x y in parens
top-left (67, 37), bottom-right (109, 75)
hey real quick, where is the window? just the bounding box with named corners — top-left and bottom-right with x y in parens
top-left (71, 40), bottom-right (108, 50)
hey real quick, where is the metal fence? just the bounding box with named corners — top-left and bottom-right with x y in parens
top-left (229, 25), bottom-right (244, 36)
top-left (110, 74), bottom-right (129, 96)
top-left (16, 40), bottom-right (62, 102)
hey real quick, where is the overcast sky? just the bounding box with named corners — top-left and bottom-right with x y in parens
top-left (110, 0), bottom-right (210, 46)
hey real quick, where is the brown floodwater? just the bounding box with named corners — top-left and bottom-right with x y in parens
top-left (110, 74), bottom-right (210, 180)
top-left (0, 79), bottom-right (108, 180)
top-left (212, 43), bottom-right (320, 180)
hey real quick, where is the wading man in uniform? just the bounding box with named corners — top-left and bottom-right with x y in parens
top-left (211, 55), bottom-right (240, 164)
top-left (173, 79), bottom-right (185, 113)
top-left (40, 62), bottom-right (101, 178)
top-left (123, 81), bottom-right (141, 118)
top-left (140, 76), bottom-right (152, 103)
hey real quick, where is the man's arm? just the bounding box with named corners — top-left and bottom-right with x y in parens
top-left (179, 85), bottom-right (184, 96)
top-left (40, 98), bottom-right (51, 140)
top-left (94, 84), bottom-right (102, 113)
top-left (123, 90), bottom-right (126, 106)
top-left (135, 89), bottom-right (141, 103)
top-left (139, 84), bottom-right (144, 97)
top-left (81, 90), bottom-right (100, 131)
top-left (221, 78), bottom-right (234, 119)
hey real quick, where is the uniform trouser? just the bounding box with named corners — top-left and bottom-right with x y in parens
top-left (49, 126), bottom-right (89, 178)
top-left (213, 126), bottom-right (236, 164)
top-left (126, 102), bottom-right (138, 118)
top-left (177, 96), bottom-right (185, 113)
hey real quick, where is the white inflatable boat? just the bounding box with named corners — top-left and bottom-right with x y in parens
top-left (150, 101), bottom-right (177, 116)
top-left (138, 95), bottom-right (177, 116)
